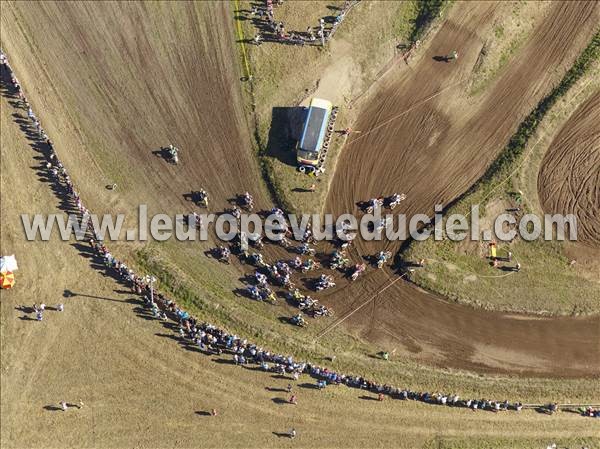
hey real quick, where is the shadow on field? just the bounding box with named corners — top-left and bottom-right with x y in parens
top-left (43, 405), bottom-right (63, 411)
top-left (272, 431), bottom-right (292, 438)
top-left (212, 358), bottom-right (235, 365)
top-left (265, 387), bottom-right (288, 392)
top-left (15, 305), bottom-right (36, 314)
top-left (154, 333), bottom-right (180, 342)
top-left (265, 106), bottom-right (306, 167)
top-left (63, 287), bottom-right (136, 303)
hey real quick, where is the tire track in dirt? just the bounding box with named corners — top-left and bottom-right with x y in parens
top-left (538, 91), bottom-right (600, 248)
top-left (323, 1), bottom-right (600, 377)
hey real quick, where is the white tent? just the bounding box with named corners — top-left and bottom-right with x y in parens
top-left (0, 255), bottom-right (18, 273)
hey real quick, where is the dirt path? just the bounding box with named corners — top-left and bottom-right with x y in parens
top-left (538, 91), bottom-right (600, 248)
top-left (322, 1), bottom-right (600, 376)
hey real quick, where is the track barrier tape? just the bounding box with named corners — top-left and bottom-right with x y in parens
top-left (314, 273), bottom-right (407, 341)
top-left (347, 79), bottom-right (465, 146)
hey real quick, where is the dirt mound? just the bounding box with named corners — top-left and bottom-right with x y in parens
top-left (538, 91), bottom-right (600, 247)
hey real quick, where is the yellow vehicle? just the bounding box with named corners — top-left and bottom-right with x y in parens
top-left (296, 98), bottom-right (333, 166)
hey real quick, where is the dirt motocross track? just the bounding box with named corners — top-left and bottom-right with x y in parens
top-left (1, 1), bottom-right (599, 379)
top-left (538, 91), bottom-right (600, 248)
top-left (0, 1), bottom-right (272, 224)
top-left (323, 1), bottom-right (600, 377)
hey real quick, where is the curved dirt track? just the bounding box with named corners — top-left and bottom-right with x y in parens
top-left (538, 91), bottom-right (600, 248)
top-left (323, 1), bottom-right (600, 377)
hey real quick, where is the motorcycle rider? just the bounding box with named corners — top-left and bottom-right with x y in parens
top-left (351, 263), bottom-right (366, 281)
top-left (388, 193), bottom-right (406, 209)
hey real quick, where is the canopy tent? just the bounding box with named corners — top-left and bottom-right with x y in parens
top-left (0, 271), bottom-right (15, 289)
top-left (0, 255), bottom-right (18, 273)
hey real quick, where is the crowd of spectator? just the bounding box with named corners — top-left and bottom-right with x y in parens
top-left (245, 0), bottom-right (359, 47)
